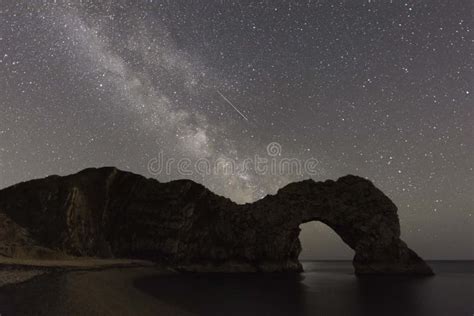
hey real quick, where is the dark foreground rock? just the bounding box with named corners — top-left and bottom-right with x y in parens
top-left (0, 167), bottom-right (433, 275)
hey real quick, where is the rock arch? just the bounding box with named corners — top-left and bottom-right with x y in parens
top-left (243, 175), bottom-right (433, 274)
top-left (0, 167), bottom-right (433, 275)
top-left (298, 221), bottom-right (354, 260)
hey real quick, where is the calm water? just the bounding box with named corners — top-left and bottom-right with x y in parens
top-left (1, 261), bottom-right (473, 316)
top-left (134, 261), bottom-right (474, 316)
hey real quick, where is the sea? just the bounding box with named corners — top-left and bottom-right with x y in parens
top-left (0, 261), bottom-right (472, 315)
top-left (134, 261), bottom-right (474, 316)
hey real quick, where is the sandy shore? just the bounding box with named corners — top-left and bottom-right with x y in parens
top-left (0, 268), bottom-right (45, 287)
top-left (0, 257), bottom-right (156, 268)
top-left (0, 257), bottom-right (157, 287)
top-left (0, 259), bottom-right (192, 316)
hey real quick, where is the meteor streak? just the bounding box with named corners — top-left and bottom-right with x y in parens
top-left (217, 90), bottom-right (249, 121)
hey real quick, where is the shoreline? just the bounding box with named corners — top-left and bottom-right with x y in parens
top-left (0, 257), bottom-right (162, 288)
top-left (0, 261), bottom-right (472, 316)
top-left (0, 263), bottom-right (190, 316)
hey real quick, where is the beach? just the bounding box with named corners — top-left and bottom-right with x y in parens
top-left (0, 261), bottom-right (473, 316)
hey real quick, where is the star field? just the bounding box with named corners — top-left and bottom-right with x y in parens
top-left (0, 0), bottom-right (472, 259)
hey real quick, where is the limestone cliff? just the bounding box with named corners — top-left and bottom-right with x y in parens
top-left (0, 167), bottom-right (433, 275)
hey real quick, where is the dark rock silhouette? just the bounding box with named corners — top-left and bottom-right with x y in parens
top-left (0, 167), bottom-right (433, 275)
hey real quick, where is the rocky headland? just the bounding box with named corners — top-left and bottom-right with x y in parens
top-left (0, 167), bottom-right (433, 275)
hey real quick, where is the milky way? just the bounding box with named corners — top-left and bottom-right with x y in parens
top-left (0, 0), bottom-right (472, 259)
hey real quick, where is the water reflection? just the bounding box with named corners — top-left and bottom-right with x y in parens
top-left (134, 273), bottom-right (308, 316)
top-left (0, 262), bottom-right (472, 316)
top-left (135, 262), bottom-right (474, 316)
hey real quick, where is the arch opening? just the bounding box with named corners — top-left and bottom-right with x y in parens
top-left (298, 221), bottom-right (355, 261)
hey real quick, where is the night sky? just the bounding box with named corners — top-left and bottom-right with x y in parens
top-left (0, 0), bottom-right (472, 259)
